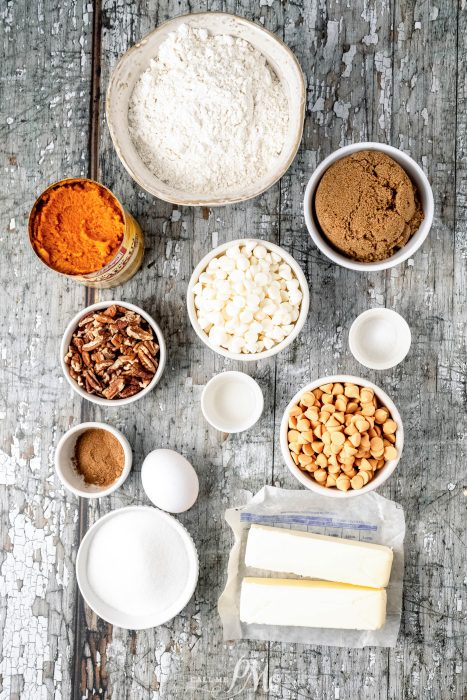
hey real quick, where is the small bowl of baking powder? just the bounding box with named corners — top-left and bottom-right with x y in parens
top-left (106, 12), bottom-right (305, 206)
top-left (55, 422), bottom-right (132, 498)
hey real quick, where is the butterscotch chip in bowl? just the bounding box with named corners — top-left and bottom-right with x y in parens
top-left (280, 376), bottom-right (403, 497)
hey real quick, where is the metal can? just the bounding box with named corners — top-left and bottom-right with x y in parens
top-left (28, 178), bottom-right (144, 289)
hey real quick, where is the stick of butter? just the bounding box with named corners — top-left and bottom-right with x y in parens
top-left (240, 577), bottom-right (387, 630)
top-left (245, 524), bottom-right (393, 589)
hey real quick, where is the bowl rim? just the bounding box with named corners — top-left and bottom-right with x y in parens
top-left (280, 374), bottom-right (404, 498)
top-left (348, 308), bottom-right (412, 370)
top-left (105, 11), bottom-right (306, 206)
top-left (303, 142), bottom-right (434, 271)
top-left (186, 238), bottom-right (310, 361)
top-left (75, 505), bottom-right (199, 629)
top-left (60, 300), bottom-right (166, 406)
top-left (201, 370), bottom-right (264, 433)
top-left (54, 421), bottom-right (132, 498)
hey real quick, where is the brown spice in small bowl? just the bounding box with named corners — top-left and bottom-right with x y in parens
top-left (73, 428), bottom-right (125, 486)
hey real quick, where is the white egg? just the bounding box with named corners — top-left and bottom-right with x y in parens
top-left (141, 449), bottom-right (199, 514)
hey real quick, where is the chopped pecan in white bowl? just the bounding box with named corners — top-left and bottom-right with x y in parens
top-left (61, 301), bottom-right (166, 405)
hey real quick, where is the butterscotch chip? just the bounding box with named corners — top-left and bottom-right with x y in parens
top-left (349, 432), bottom-right (361, 448)
top-left (316, 453), bottom-right (328, 468)
top-left (344, 384), bottom-right (360, 399)
top-left (298, 453), bottom-right (313, 467)
top-left (289, 442), bottom-right (301, 454)
top-left (336, 474), bottom-right (351, 491)
top-left (359, 470), bottom-right (371, 485)
top-left (288, 430), bottom-right (300, 442)
top-left (332, 383), bottom-right (344, 395)
top-left (360, 388), bottom-right (374, 403)
top-left (384, 445), bottom-right (398, 460)
top-left (300, 392), bottom-right (316, 407)
top-left (335, 398), bottom-right (347, 412)
top-left (328, 463), bottom-right (341, 475)
top-left (302, 443), bottom-right (314, 456)
top-left (370, 437), bottom-right (384, 452)
top-left (314, 150), bottom-right (424, 262)
top-left (351, 474), bottom-right (365, 490)
top-left (331, 431), bottom-right (345, 446)
top-left (319, 383), bottom-right (334, 394)
top-left (355, 419), bottom-right (370, 433)
top-left (314, 468), bottom-right (327, 484)
top-left (374, 408), bottom-right (389, 424)
top-left (383, 419), bottom-right (397, 434)
top-left (296, 418), bottom-right (311, 432)
top-left (326, 474), bottom-right (337, 488)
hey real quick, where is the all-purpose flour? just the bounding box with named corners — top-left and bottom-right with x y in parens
top-left (128, 24), bottom-right (289, 193)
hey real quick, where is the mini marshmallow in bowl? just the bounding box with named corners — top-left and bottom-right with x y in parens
top-left (187, 239), bottom-right (309, 360)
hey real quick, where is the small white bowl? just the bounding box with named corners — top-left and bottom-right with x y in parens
top-left (60, 300), bottom-right (166, 406)
top-left (303, 142), bottom-right (434, 271)
top-left (55, 422), bottom-right (132, 498)
top-left (106, 12), bottom-right (305, 206)
top-left (349, 308), bottom-right (411, 370)
top-left (201, 371), bottom-right (264, 433)
top-left (187, 239), bottom-right (309, 361)
top-left (280, 375), bottom-right (404, 498)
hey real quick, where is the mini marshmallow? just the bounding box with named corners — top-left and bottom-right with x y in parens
top-left (194, 240), bottom-right (303, 354)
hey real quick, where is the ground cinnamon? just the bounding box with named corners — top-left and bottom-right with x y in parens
top-left (31, 180), bottom-right (124, 275)
top-left (73, 428), bottom-right (125, 486)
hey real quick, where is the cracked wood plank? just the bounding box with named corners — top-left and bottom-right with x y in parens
top-left (0, 1), bottom-right (93, 698)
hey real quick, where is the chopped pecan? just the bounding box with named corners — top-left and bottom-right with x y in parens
top-left (119, 384), bottom-right (141, 399)
top-left (102, 376), bottom-right (125, 400)
top-left (126, 325), bottom-right (153, 341)
top-left (65, 304), bottom-right (159, 400)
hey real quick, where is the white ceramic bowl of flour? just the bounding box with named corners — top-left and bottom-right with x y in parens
top-left (106, 12), bottom-right (305, 206)
top-left (76, 506), bottom-right (198, 629)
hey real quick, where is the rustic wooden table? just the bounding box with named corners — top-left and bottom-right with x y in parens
top-left (1, 1), bottom-right (466, 698)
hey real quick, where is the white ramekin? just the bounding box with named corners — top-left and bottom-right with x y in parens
top-left (280, 375), bottom-right (404, 498)
top-left (303, 142), bottom-right (434, 271)
top-left (349, 308), bottom-right (412, 370)
top-left (55, 421), bottom-right (132, 498)
top-left (201, 371), bottom-right (264, 433)
top-left (106, 12), bottom-right (305, 207)
top-left (60, 300), bottom-right (166, 406)
top-left (187, 239), bottom-right (310, 361)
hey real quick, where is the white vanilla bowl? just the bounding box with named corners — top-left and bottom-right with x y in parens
top-left (303, 142), bottom-right (434, 271)
top-left (106, 12), bottom-right (305, 206)
top-left (187, 239), bottom-right (310, 361)
top-left (60, 300), bottom-right (166, 406)
top-left (201, 371), bottom-right (264, 433)
top-left (280, 375), bottom-right (404, 498)
top-left (55, 422), bottom-right (132, 498)
top-left (349, 308), bottom-right (411, 370)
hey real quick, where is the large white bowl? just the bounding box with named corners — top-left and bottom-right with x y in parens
top-left (280, 375), bottom-right (404, 498)
top-left (303, 142), bottom-right (434, 271)
top-left (187, 239), bottom-right (310, 361)
top-left (60, 300), bottom-right (166, 406)
top-left (106, 12), bottom-right (306, 206)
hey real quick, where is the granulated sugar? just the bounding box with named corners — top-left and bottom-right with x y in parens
top-left (86, 509), bottom-right (191, 617)
top-left (128, 24), bottom-right (289, 193)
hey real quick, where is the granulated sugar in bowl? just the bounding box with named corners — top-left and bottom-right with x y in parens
top-left (76, 506), bottom-right (199, 629)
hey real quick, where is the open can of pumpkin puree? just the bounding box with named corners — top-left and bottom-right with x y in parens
top-left (28, 177), bottom-right (144, 288)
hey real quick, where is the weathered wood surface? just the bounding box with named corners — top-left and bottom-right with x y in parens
top-left (1, 1), bottom-right (466, 699)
